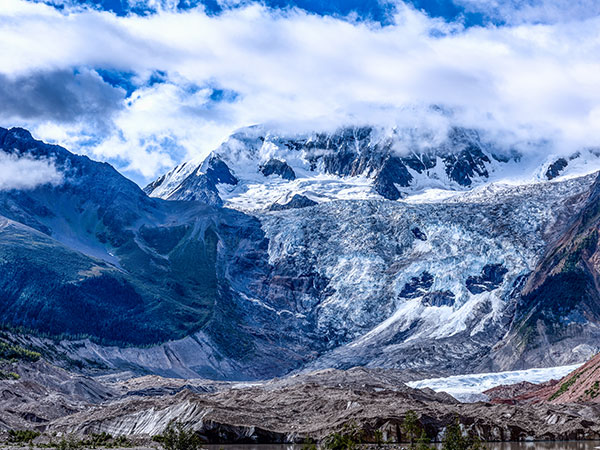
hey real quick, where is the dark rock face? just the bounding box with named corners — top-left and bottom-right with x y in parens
top-left (411, 227), bottom-right (427, 241)
top-left (206, 157), bottom-right (238, 185)
top-left (399, 272), bottom-right (434, 299)
top-left (169, 174), bottom-right (223, 205)
top-left (546, 157), bottom-right (569, 180)
top-left (260, 159), bottom-right (296, 180)
top-left (305, 127), bottom-right (375, 177)
top-left (166, 157), bottom-right (237, 205)
top-left (440, 128), bottom-right (491, 186)
top-left (269, 194), bottom-right (317, 211)
top-left (466, 264), bottom-right (508, 294)
top-left (422, 291), bottom-right (455, 307)
top-left (402, 152), bottom-right (437, 173)
top-left (147, 125), bottom-right (505, 204)
top-left (303, 126), bottom-right (494, 199)
top-left (373, 156), bottom-right (413, 200)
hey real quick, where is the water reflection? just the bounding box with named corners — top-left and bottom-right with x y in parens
top-left (484, 443), bottom-right (600, 450)
top-left (204, 446), bottom-right (300, 450)
top-left (204, 443), bottom-right (600, 450)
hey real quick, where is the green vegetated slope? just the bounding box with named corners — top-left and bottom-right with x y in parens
top-left (0, 127), bottom-right (268, 351)
top-left (497, 174), bottom-right (600, 364)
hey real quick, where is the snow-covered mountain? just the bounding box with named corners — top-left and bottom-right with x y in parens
top-left (137, 124), bottom-right (600, 376)
top-left (145, 125), bottom-right (600, 212)
top-left (4, 125), bottom-right (600, 381)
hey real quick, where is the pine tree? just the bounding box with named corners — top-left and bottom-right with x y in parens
top-left (442, 418), bottom-right (483, 450)
top-left (416, 429), bottom-right (434, 450)
top-left (402, 410), bottom-right (421, 448)
top-left (442, 419), bottom-right (465, 450)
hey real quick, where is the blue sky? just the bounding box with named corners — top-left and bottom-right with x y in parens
top-left (38, 0), bottom-right (478, 24)
top-left (2, 0), bottom-right (600, 185)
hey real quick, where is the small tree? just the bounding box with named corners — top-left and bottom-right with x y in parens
top-left (442, 419), bottom-right (464, 450)
top-left (402, 410), bottom-right (422, 448)
top-left (301, 438), bottom-right (318, 450)
top-left (154, 421), bottom-right (202, 450)
top-left (467, 434), bottom-right (484, 450)
top-left (442, 418), bottom-right (483, 450)
top-left (416, 429), bottom-right (434, 450)
top-left (322, 423), bottom-right (363, 450)
top-left (7, 430), bottom-right (41, 444)
top-left (374, 429), bottom-right (385, 448)
top-left (53, 434), bottom-right (83, 450)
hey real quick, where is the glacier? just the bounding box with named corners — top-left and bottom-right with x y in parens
top-left (139, 123), bottom-right (600, 377)
top-left (407, 364), bottom-right (583, 402)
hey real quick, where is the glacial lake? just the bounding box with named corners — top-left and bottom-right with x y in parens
top-left (205, 443), bottom-right (600, 450)
top-left (203, 441), bottom-right (600, 450)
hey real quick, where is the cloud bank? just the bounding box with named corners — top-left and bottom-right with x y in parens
top-left (0, 152), bottom-right (63, 190)
top-left (1, 0), bottom-right (600, 183)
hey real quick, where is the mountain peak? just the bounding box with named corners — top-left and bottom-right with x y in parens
top-left (146, 124), bottom-right (517, 212)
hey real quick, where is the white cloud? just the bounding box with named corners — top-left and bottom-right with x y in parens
top-left (0, 152), bottom-right (63, 190)
top-left (1, 0), bottom-right (600, 183)
top-left (455, 0), bottom-right (600, 25)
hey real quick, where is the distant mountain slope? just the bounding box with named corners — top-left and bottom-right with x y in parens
top-left (544, 352), bottom-right (600, 403)
top-left (0, 127), bottom-right (318, 379)
top-left (482, 352), bottom-right (600, 404)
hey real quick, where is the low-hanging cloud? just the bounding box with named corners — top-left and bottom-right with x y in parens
top-left (0, 152), bottom-right (63, 190)
top-left (2, 0), bottom-right (600, 183)
top-left (455, 0), bottom-right (600, 25)
top-left (0, 69), bottom-right (125, 130)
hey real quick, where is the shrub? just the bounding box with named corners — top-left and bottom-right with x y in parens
top-left (153, 421), bottom-right (202, 450)
top-left (83, 432), bottom-right (126, 448)
top-left (0, 341), bottom-right (41, 362)
top-left (374, 429), bottom-right (385, 448)
top-left (111, 435), bottom-right (133, 448)
top-left (8, 429), bottom-right (41, 443)
top-left (442, 418), bottom-right (484, 450)
top-left (0, 370), bottom-right (20, 380)
top-left (416, 430), bottom-right (434, 450)
top-left (550, 370), bottom-right (586, 401)
top-left (322, 423), bottom-right (363, 450)
top-left (402, 410), bottom-right (422, 448)
top-left (53, 435), bottom-right (83, 450)
top-left (302, 438), bottom-right (318, 450)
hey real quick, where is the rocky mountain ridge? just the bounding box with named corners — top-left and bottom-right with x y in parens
top-left (145, 124), bottom-right (600, 213)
